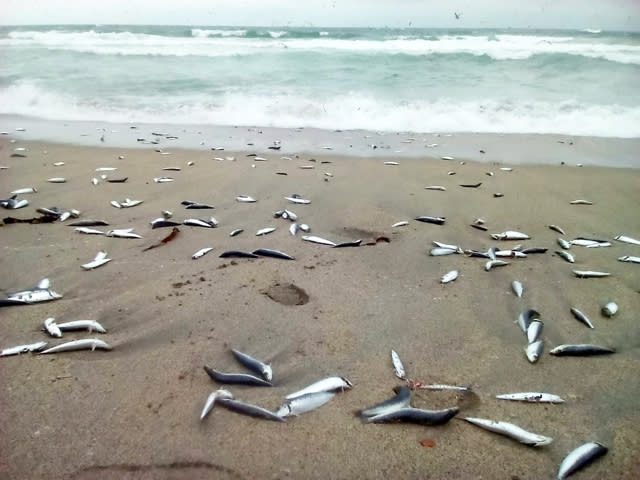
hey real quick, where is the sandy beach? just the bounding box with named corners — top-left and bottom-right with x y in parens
top-left (1, 130), bottom-right (639, 480)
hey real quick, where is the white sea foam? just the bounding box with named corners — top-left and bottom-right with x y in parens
top-left (3, 29), bottom-right (640, 64)
top-left (2, 82), bottom-right (639, 138)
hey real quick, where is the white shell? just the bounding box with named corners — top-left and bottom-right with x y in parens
top-left (601, 302), bottom-right (618, 317)
top-left (441, 270), bottom-right (459, 283)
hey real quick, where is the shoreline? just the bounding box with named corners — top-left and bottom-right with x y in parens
top-left (1, 135), bottom-right (639, 480)
top-left (2, 114), bottom-right (640, 168)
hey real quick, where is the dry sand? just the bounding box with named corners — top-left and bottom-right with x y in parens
top-left (1, 134), bottom-right (639, 480)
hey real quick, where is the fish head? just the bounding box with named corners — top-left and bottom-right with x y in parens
top-left (262, 365), bottom-right (273, 382)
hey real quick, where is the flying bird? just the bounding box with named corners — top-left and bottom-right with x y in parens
top-left (454, 12), bottom-right (462, 20)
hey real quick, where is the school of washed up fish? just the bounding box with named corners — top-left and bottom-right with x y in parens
top-left (2, 140), bottom-right (639, 479)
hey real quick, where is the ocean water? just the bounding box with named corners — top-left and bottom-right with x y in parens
top-left (1, 25), bottom-right (639, 138)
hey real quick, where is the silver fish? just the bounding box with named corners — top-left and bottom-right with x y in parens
top-left (299, 223), bottom-right (310, 232)
top-left (10, 187), bottom-right (37, 194)
top-left (601, 302), bottom-right (618, 317)
top-left (256, 227), bottom-right (276, 236)
top-left (525, 340), bottom-right (544, 363)
top-left (203, 366), bottom-right (272, 386)
top-left (200, 389), bottom-right (234, 420)
top-left (230, 349), bottom-right (272, 381)
top-left (217, 398), bottom-right (285, 422)
top-left (485, 259), bottom-right (509, 271)
top-left (570, 307), bottom-right (594, 329)
top-left (490, 231), bottom-right (530, 240)
top-left (57, 320), bottom-right (106, 333)
top-left (614, 234), bottom-right (640, 246)
top-left (236, 195), bottom-right (256, 203)
top-left (81, 251), bottom-right (111, 270)
top-left (302, 235), bottom-right (336, 246)
top-left (276, 391), bottom-right (336, 418)
top-left (549, 225), bottom-right (565, 235)
top-left (511, 280), bottom-right (523, 298)
top-left (40, 339), bottom-right (112, 354)
top-left (106, 228), bottom-right (142, 239)
top-left (184, 218), bottom-right (216, 228)
top-left (573, 270), bottom-right (610, 278)
top-left (430, 247), bottom-right (457, 256)
top-left (6, 279), bottom-right (63, 304)
top-left (289, 223), bottom-right (298, 236)
top-left (153, 177), bottom-right (174, 183)
top-left (1, 341), bottom-right (48, 356)
top-left (229, 228), bottom-right (244, 237)
top-left (495, 250), bottom-right (527, 258)
top-left (391, 350), bottom-right (406, 379)
top-left (43, 317), bottom-right (62, 338)
top-left (558, 442), bottom-right (607, 479)
top-left (527, 320), bottom-right (544, 344)
top-left (463, 417), bottom-right (552, 446)
top-left (416, 384), bottom-right (471, 392)
top-left (359, 386), bottom-right (411, 418)
top-left (286, 376), bottom-right (353, 400)
top-left (618, 255), bottom-right (640, 263)
top-left (550, 344), bottom-right (615, 356)
top-left (433, 241), bottom-right (462, 253)
top-left (392, 221), bottom-right (409, 227)
top-left (384, 161), bottom-right (398, 165)
top-left (569, 199), bottom-right (592, 205)
top-left (415, 216), bottom-right (445, 225)
top-left (192, 247), bottom-right (214, 259)
top-left (75, 227), bottom-right (105, 235)
top-left (555, 250), bottom-right (575, 263)
top-left (365, 406), bottom-right (459, 425)
top-left (557, 238), bottom-right (571, 249)
top-left (441, 270), bottom-right (459, 283)
top-left (47, 177), bottom-right (66, 183)
top-left (495, 392), bottom-right (564, 403)
top-left (425, 185), bottom-right (446, 191)
top-left (284, 196), bottom-right (311, 204)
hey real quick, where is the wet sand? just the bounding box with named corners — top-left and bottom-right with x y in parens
top-left (1, 133), bottom-right (639, 480)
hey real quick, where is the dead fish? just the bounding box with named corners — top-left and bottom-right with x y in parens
top-left (425, 186), bottom-right (446, 191)
top-left (555, 250), bottom-right (575, 263)
top-left (299, 224), bottom-right (310, 232)
top-left (1, 341), bottom-right (48, 356)
top-left (415, 216), bottom-right (446, 225)
top-left (415, 384), bottom-right (471, 392)
top-left (570, 238), bottom-right (608, 247)
top-left (236, 195), bottom-right (256, 203)
top-left (219, 250), bottom-right (259, 259)
top-left (276, 391), bottom-right (336, 418)
top-left (460, 182), bottom-right (482, 188)
top-left (511, 280), bottom-right (523, 297)
top-left (618, 255), bottom-right (640, 263)
top-left (10, 187), bottom-right (37, 195)
top-left (520, 247), bottom-right (548, 254)
top-left (47, 177), bottom-right (66, 183)
top-left (495, 250), bottom-right (527, 258)
top-left (557, 238), bottom-right (571, 249)
top-left (614, 234), bottom-right (640, 245)
top-left (549, 225), bottom-right (566, 235)
top-left (518, 309), bottom-right (540, 332)
top-left (203, 366), bottom-right (272, 387)
top-left (491, 231), bottom-right (530, 240)
top-left (43, 317), bottom-right (62, 338)
top-left (81, 251), bottom-right (111, 270)
top-left (333, 240), bottom-right (362, 248)
top-left (192, 247), bottom-right (214, 259)
top-left (430, 248), bottom-right (457, 256)
top-left (358, 386), bottom-right (411, 418)
top-left (601, 302), bottom-right (618, 317)
top-left (4, 278), bottom-right (63, 305)
top-left (470, 224), bottom-right (488, 231)
top-left (153, 177), bottom-right (174, 183)
top-left (106, 177), bottom-right (128, 183)
top-left (558, 442), bottom-right (607, 479)
top-left (302, 235), bottom-right (336, 246)
top-left (229, 229), bottom-right (244, 237)
top-left (495, 392), bottom-right (564, 403)
top-left (550, 344), bottom-right (615, 356)
top-left (365, 406), bottom-right (459, 425)
top-left (284, 196), bottom-right (311, 204)
top-left (384, 161), bottom-right (398, 165)
top-left (74, 227), bottom-right (105, 235)
top-left (256, 227), bottom-right (276, 236)
top-left (184, 218), bottom-right (216, 228)
top-left (527, 320), bottom-right (544, 344)
top-left (106, 228), bottom-right (142, 239)
top-left (289, 223), bottom-right (299, 236)
top-left (391, 350), bottom-right (406, 379)
top-left (441, 270), bottom-right (459, 283)
top-left (525, 340), bottom-right (544, 363)
top-left (252, 249), bottom-right (294, 260)
top-left (40, 339), bottom-right (112, 354)
top-left (441, 156), bottom-right (454, 160)
top-left (217, 397), bottom-right (285, 422)
top-left (56, 320), bottom-right (106, 333)
top-left (200, 389), bottom-right (234, 420)
top-left (570, 199), bottom-right (593, 205)
top-left (463, 417), bottom-right (552, 447)
top-left (68, 219), bottom-right (109, 227)
top-left (286, 376), bottom-right (353, 400)
top-left (0, 195), bottom-right (29, 209)
top-left (573, 270), bottom-right (610, 278)
top-left (570, 307), bottom-right (594, 329)
top-left (230, 349), bottom-right (272, 381)
top-left (184, 202), bottom-right (214, 209)
top-left (485, 259), bottom-right (509, 271)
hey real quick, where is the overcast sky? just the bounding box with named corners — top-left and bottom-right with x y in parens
top-left (1, 0), bottom-right (638, 31)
